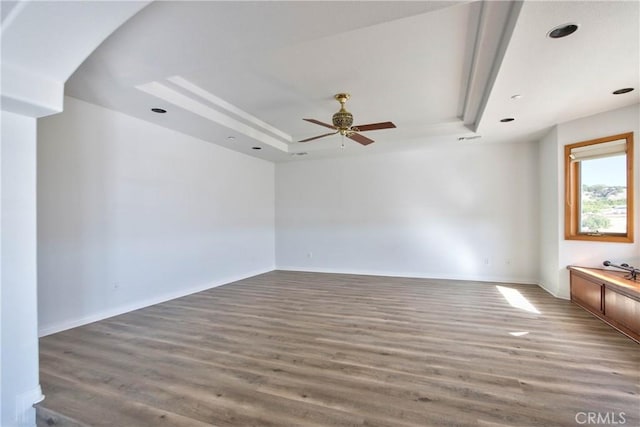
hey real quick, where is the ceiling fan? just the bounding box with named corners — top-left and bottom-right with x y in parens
top-left (299, 93), bottom-right (396, 145)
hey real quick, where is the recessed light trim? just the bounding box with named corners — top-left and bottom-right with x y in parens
top-left (612, 88), bottom-right (634, 95)
top-left (458, 135), bottom-right (482, 141)
top-left (510, 94), bottom-right (522, 100)
top-left (500, 118), bottom-right (515, 123)
top-left (252, 146), bottom-right (262, 150)
top-left (151, 108), bottom-right (167, 113)
top-left (547, 23), bottom-right (579, 39)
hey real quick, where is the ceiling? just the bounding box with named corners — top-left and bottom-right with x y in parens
top-left (65, 1), bottom-right (640, 162)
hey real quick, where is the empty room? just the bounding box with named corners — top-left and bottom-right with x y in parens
top-left (2, 1), bottom-right (639, 426)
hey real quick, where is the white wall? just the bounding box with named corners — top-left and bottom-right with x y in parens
top-left (276, 141), bottom-right (540, 284)
top-left (37, 97), bottom-right (275, 336)
top-left (538, 126), bottom-right (561, 296)
top-left (555, 104), bottom-right (640, 298)
top-left (1, 111), bottom-right (42, 427)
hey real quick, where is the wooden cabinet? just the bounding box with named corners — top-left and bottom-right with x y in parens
top-left (604, 288), bottom-right (640, 335)
top-left (570, 274), bottom-right (603, 314)
top-left (568, 267), bottom-right (640, 343)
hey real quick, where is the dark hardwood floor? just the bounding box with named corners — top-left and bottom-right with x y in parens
top-left (38, 271), bottom-right (639, 426)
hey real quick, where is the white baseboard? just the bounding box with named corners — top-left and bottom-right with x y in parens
top-left (537, 282), bottom-right (570, 300)
top-left (275, 265), bottom-right (538, 285)
top-left (16, 384), bottom-right (44, 426)
top-left (38, 267), bottom-right (274, 337)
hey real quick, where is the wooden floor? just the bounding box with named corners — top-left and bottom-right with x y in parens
top-left (39, 271), bottom-right (639, 426)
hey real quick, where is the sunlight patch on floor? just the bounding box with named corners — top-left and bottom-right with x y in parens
top-left (496, 285), bottom-right (541, 314)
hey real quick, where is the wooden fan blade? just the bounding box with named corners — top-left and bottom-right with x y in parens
top-left (347, 132), bottom-right (374, 146)
top-left (303, 118), bottom-right (337, 130)
top-left (352, 121), bottom-right (396, 132)
top-left (298, 131), bottom-right (338, 143)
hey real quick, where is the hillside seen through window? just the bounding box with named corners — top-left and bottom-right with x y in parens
top-left (580, 155), bottom-right (626, 234)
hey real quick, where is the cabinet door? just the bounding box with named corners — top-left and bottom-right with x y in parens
top-left (571, 274), bottom-right (603, 313)
top-left (604, 288), bottom-right (640, 334)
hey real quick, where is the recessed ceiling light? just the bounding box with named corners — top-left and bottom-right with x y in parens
top-left (291, 152), bottom-right (308, 156)
top-left (151, 108), bottom-right (167, 113)
top-left (547, 23), bottom-right (579, 39)
top-left (612, 88), bottom-right (634, 95)
top-left (252, 146), bottom-right (262, 150)
top-left (227, 136), bottom-right (235, 140)
top-left (510, 94), bottom-right (522, 100)
top-left (500, 118), bottom-right (515, 123)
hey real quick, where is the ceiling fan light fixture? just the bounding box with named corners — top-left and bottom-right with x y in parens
top-left (332, 93), bottom-right (354, 130)
top-left (332, 110), bottom-right (353, 130)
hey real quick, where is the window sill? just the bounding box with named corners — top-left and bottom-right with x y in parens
top-left (565, 234), bottom-right (634, 243)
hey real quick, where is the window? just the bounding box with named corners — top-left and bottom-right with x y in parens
top-left (565, 132), bottom-right (634, 243)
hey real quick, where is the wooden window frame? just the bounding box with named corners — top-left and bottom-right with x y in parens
top-left (564, 132), bottom-right (634, 243)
